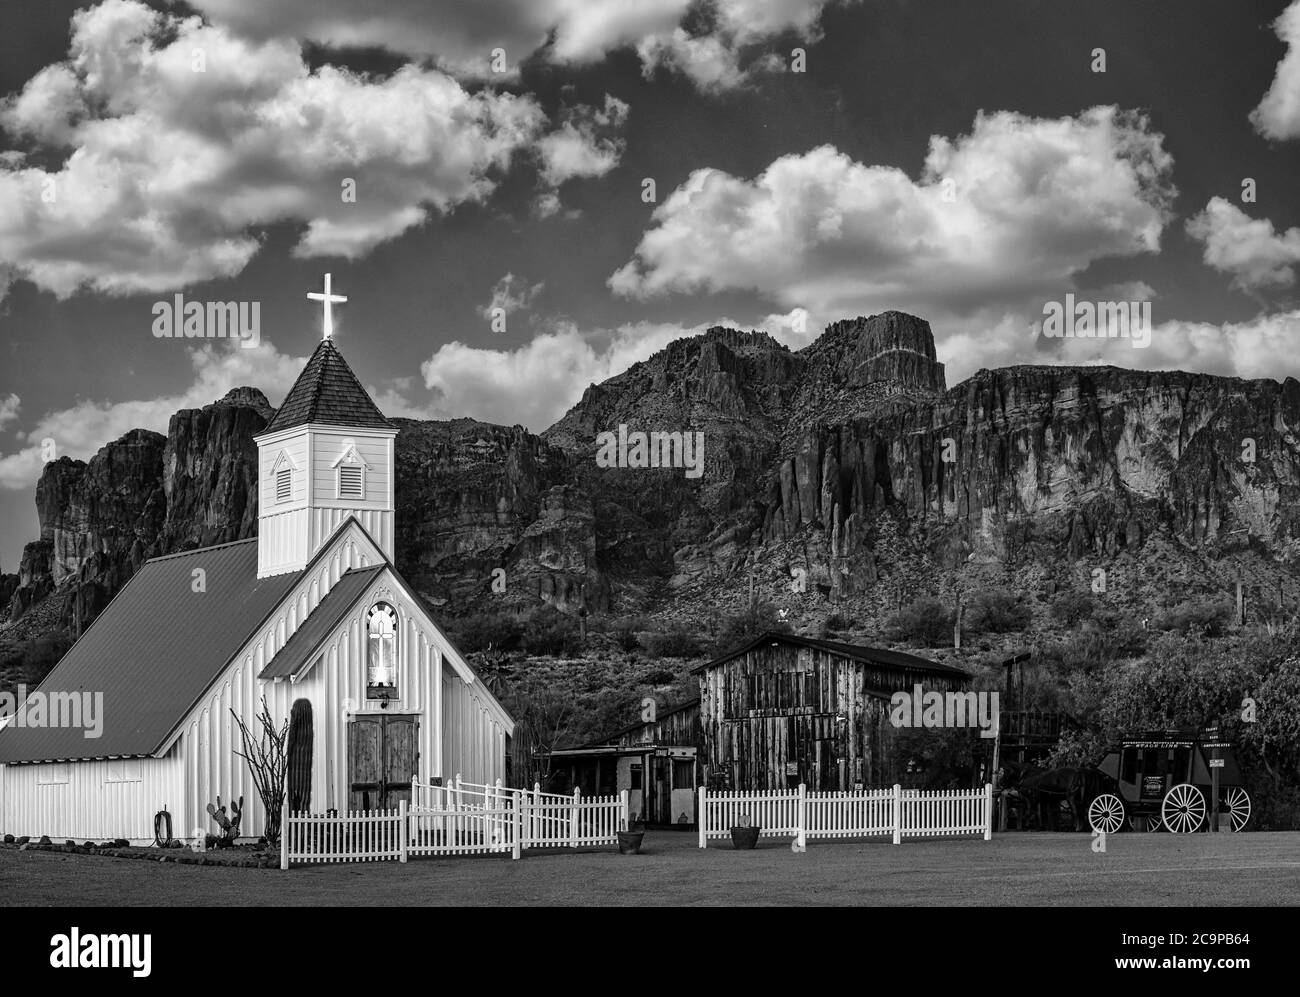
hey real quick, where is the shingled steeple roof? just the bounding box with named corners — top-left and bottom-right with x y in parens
top-left (263, 338), bottom-right (392, 434)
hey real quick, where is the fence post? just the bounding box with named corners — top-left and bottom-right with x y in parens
top-left (511, 793), bottom-right (522, 861)
top-left (892, 784), bottom-right (902, 845)
top-left (619, 789), bottom-right (629, 831)
top-left (698, 786), bottom-right (708, 849)
top-left (399, 799), bottom-right (408, 862)
top-left (280, 802), bottom-right (289, 870)
top-left (797, 783), bottom-right (807, 850)
top-left (983, 783), bottom-right (993, 841)
top-left (570, 787), bottom-right (580, 848)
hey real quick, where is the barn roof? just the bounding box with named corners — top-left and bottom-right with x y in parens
top-left (261, 338), bottom-right (392, 435)
top-left (690, 631), bottom-right (969, 678)
top-left (259, 565), bottom-right (386, 679)
top-left (0, 539), bottom-right (301, 764)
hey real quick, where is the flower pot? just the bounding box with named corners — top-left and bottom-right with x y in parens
top-left (617, 830), bottom-right (644, 854)
top-left (730, 826), bottom-right (761, 849)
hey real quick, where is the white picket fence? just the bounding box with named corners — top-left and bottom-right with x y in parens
top-left (698, 784), bottom-right (993, 848)
top-left (281, 776), bottom-right (629, 867)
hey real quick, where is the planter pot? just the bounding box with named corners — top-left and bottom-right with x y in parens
top-left (730, 826), bottom-right (761, 850)
top-left (616, 830), bottom-right (645, 855)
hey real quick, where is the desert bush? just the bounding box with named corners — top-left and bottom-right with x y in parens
top-left (712, 602), bottom-right (792, 656)
top-left (1153, 598), bottom-right (1233, 638)
top-left (885, 596), bottom-right (953, 647)
top-left (608, 616), bottom-right (646, 653)
top-left (520, 605), bottom-right (581, 656)
top-left (1049, 589), bottom-right (1095, 627)
top-left (449, 611), bottom-right (522, 653)
top-left (965, 589), bottom-right (1031, 634)
top-left (641, 628), bottom-right (702, 658)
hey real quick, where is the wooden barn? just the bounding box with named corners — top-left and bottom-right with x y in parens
top-left (694, 632), bottom-right (970, 791)
top-left (546, 699), bottom-right (701, 825)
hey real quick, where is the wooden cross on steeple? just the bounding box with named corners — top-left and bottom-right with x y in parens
top-left (307, 272), bottom-right (348, 340)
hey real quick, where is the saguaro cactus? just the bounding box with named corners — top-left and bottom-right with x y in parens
top-left (286, 698), bottom-right (314, 814)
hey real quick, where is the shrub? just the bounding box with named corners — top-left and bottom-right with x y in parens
top-left (885, 596), bottom-right (953, 647)
top-left (712, 602), bottom-right (792, 656)
top-left (450, 611), bottom-right (522, 653)
top-left (1153, 598), bottom-right (1233, 638)
top-left (521, 605), bottom-right (581, 656)
top-left (609, 616), bottom-right (646, 653)
top-left (1049, 589), bottom-right (1095, 627)
top-left (641, 629), bottom-right (703, 658)
top-left (965, 589), bottom-right (1031, 634)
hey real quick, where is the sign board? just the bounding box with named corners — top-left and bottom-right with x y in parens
top-left (1209, 758), bottom-right (1225, 768)
top-left (785, 762), bottom-right (799, 776)
top-left (1141, 775), bottom-right (1164, 799)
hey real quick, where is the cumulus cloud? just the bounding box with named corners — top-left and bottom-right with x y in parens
top-left (1252, 0), bottom-right (1300, 141)
top-left (0, 0), bottom-right (624, 299)
top-left (0, 340), bottom-right (303, 490)
top-left (1186, 197), bottom-right (1300, 290)
top-left (0, 393), bottom-right (19, 431)
top-left (609, 106), bottom-right (1176, 320)
top-left (179, 0), bottom-right (847, 90)
top-left (414, 317), bottom-right (779, 430)
top-left (481, 273), bottom-right (545, 325)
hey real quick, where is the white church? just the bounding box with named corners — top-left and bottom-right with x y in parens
top-left (0, 276), bottom-right (514, 844)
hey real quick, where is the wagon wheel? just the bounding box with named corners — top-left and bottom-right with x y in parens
top-left (1088, 793), bottom-right (1125, 834)
top-left (1129, 812), bottom-right (1162, 832)
top-left (1220, 787), bottom-right (1251, 832)
top-left (1161, 783), bottom-right (1205, 834)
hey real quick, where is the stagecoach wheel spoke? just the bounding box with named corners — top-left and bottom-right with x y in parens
top-left (1088, 793), bottom-right (1124, 834)
top-left (1129, 812), bottom-right (1161, 832)
top-left (1221, 788), bottom-right (1251, 832)
top-left (1161, 783), bottom-right (1205, 834)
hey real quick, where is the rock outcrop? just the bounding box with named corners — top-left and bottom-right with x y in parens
top-left (6, 311), bottom-right (1300, 645)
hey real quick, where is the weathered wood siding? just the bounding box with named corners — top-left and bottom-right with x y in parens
top-left (612, 701), bottom-right (701, 747)
top-left (699, 645), bottom-right (966, 791)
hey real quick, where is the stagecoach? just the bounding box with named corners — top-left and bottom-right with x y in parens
top-left (1086, 726), bottom-right (1250, 834)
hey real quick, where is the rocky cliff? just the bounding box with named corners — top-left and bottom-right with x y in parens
top-left (5, 311), bottom-right (1299, 646)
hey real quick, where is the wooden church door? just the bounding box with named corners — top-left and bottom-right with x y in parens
top-left (348, 714), bottom-right (419, 811)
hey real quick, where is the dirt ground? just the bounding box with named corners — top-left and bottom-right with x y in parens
top-left (3, 830), bottom-right (1298, 906)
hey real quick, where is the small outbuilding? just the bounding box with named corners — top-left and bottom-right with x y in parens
top-left (545, 699), bottom-right (701, 826)
top-left (693, 631), bottom-right (970, 791)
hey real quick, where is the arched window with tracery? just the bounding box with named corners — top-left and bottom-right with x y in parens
top-left (367, 602), bottom-right (398, 700)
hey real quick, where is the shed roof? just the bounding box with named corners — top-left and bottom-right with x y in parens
top-left (689, 630), bottom-right (969, 678)
top-left (259, 565), bottom-right (385, 679)
top-left (0, 539), bottom-right (301, 764)
top-left (262, 338), bottom-right (392, 435)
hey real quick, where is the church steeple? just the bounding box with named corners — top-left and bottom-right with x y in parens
top-left (254, 277), bottom-right (397, 578)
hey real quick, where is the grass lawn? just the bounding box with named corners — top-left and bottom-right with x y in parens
top-left (3, 830), bottom-right (1299, 906)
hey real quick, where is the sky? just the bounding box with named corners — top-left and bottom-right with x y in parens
top-left (1, 0), bottom-right (1299, 570)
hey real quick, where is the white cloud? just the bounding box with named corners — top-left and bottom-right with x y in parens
top-left (415, 317), bottom-right (780, 430)
top-left (0, 0), bottom-right (620, 299)
top-left (0, 339), bottom-right (303, 490)
top-left (1252, 0), bottom-right (1300, 141)
top-left (1186, 197), bottom-right (1300, 290)
top-left (481, 273), bottom-right (545, 324)
top-left (178, 0), bottom-right (848, 90)
top-left (536, 96), bottom-right (630, 187)
top-left (609, 106), bottom-right (1176, 320)
top-left (0, 393), bottom-right (19, 431)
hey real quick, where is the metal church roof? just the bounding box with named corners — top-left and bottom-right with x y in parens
top-left (259, 565), bottom-right (385, 680)
top-left (0, 539), bottom-right (301, 764)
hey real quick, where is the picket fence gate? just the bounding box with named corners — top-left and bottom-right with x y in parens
top-left (281, 776), bottom-right (629, 867)
top-left (697, 784), bottom-right (993, 848)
